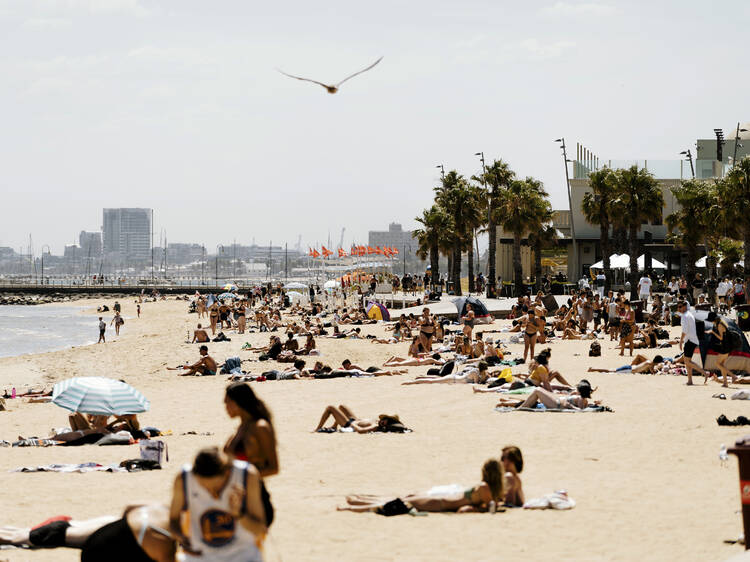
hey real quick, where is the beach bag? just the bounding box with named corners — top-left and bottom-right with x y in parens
top-left (140, 439), bottom-right (168, 465)
top-left (589, 341), bottom-right (601, 357)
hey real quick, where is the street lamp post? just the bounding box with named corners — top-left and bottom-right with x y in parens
top-left (555, 138), bottom-right (578, 281)
top-left (41, 244), bottom-right (50, 285)
top-left (475, 151), bottom-right (495, 298)
top-left (201, 245), bottom-right (206, 286)
top-left (215, 244), bottom-right (224, 288)
top-left (734, 122), bottom-right (748, 167)
top-left (680, 150), bottom-right (695, 178)
top-left (436, 164), bottom-right (445, 181)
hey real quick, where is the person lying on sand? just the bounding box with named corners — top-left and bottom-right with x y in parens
top-left (587, 354), bottom-right (672, 374)
top-left (383, 354), bottom-right (444, 367)
top-left (402, 361), bottom-right (490, 385)
top-left (0, 504), bottom-right (175, 561)
top-left (177, 345), bottom-right (217, 376)
top-left (496, 379), bottom-right (598, 410)
top-left (192, 324), bottom-right (210, 343)
top-left (338, 459), bottom-right (504, 513)
top-left (314, 405), bottom-right (408, 433)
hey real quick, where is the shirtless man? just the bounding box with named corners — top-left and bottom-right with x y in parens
top-left (192, 324), bottom-right (210, 343)
top-left (178, 345), bottom-right (218, 376)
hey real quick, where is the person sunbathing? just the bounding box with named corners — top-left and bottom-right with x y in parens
top-left (587, 354), bottom-right (669, 374)
top-left (522, 351), bottom-right (572, 390)
top-left (297, 333), bottom-right (317, 354)
top-left (192, 324), bottom-right (209, 343)
top-left (177, 345), bottom-right (217, 376)
top-left (501, 446), bottom-right (525, 507)
top-left (314, 404), bottom-right (381, 433)
top-left (498, 379), bottom-right (597, 410)
top-left (383, 354), bottom-right (444, 367)
top-left (0, 504), bottom-right (175, 561)
top-left (338, 459), bottom-right (504, 513)
top-left (402, 361), bottom-right (490, 385)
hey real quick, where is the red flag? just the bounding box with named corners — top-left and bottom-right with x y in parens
top-left (312, 249), bottom-right (320, 258)
top-left (391, 247), bottom-right (399, 255)
top-left (321, 246), bottom-right (333, 258)
top-left (375, 246), bottom-right (383, 255)
top-left (367, 246), bottom-right (376, 255)
top-left (338, 248), bottom-right (346, 257)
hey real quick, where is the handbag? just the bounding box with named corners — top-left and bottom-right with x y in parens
top-left (139, 439), bottom-right (168, 465)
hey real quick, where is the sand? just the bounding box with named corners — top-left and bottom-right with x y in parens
top-left (0, 297), bottom-right (746, 561)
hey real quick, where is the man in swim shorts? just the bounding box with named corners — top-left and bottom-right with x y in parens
top-left (178, 345), bottom-right (218, 376)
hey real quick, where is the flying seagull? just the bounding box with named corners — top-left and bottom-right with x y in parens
top-left (277, 56), bottom-right (383, 94)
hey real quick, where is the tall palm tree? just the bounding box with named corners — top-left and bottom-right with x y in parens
top-left (581, 167), bottom-right (617, 292)
top-left (464, 183), bottom-right (487, 293)
top-left (611, 165), bottom-right (664, 300)
top-left (496, 176), bottom-right (549, 294)
top-left (528, 208), bottom-right (557, 293)
top-left (666, 179), bottom-right (709, 285)
top-left (721, 157), bottom-right (750, 290)
top-left (472, 159), bottom-right (515, 297)
top-left (434, 170), bottom-right (474, 296)
top-left (414, 205), bottom-right (449, 288)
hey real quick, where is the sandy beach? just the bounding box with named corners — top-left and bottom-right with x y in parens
top-left (0, 297), bottom-right (747, 561)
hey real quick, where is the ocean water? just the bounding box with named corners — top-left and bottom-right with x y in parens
top-left (0, 305), bottom-right (98, 358)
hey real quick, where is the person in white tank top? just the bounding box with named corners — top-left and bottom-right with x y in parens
top-left (170, 448), bottom-right (266, 562)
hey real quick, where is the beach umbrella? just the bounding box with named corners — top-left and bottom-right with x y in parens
top-left (452, 296), bottom-right (492, 324)
top-left (218, 292), bottom-right (238, 300)
top-left (324, 279), bottom-right (339, 289)
top-left (223, 283), bottom-right (238, 292)
top-left (366, 301), bottom-right (390, 321)
top-left (284, 282), bottom-right (308, 290)
top-left (52, 377), bottom-right (150, 416)
top-left (635, 255), bottom-right (666, 270)
top-left (287, 291), bottom-right (307, 302)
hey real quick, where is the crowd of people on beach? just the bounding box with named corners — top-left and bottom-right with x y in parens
top-left (3, 268), bottom-right (749, 560)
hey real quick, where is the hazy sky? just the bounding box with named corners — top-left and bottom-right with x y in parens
top-left (1, 0), bottom-right (748, 255)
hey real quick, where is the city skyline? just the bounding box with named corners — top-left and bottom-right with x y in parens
top-left (2, 1), bottom-right (749, 254)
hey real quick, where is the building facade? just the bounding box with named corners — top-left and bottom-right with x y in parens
top-left (78, 231), bottom-right (102, 257)
top-left (368, 223), bottom-right (418, 255)
top-left (102, 208), bottom-right (152, 261)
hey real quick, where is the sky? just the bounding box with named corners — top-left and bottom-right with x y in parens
top-left (1, 0), bottom-right (749, 255)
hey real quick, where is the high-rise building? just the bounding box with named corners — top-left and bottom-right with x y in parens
top-left (102, 208), bottom-right (151, 260)
top-left (368, 223), bottom-right (417, 254)
top-left (78, 231), bottom-right (102, 257)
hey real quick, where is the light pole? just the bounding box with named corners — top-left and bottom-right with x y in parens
top-left (436, 164), bottom-right (445, 181)
top-left (680, 150), bottom-right (695, 178)
top-left (475, 151), bottom-right (494, 297)
top-left (41, 244), bottom-right (50, 285)
top-left (734, 122), bottom-right (748, 167)
top-left (555, 138), bottom-right (578, 281)
top-left (201, 245), bottom-right (206, 286)
top-left (215, 244), bottom-right (224, 288)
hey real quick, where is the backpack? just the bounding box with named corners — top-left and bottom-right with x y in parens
top-left (589, 341), bottom-right (601, 357)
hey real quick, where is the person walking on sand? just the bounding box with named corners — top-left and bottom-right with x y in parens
top-left (111, 312), bottom-right (124, 336)
top-left (137, 303), bottom-right (141, 317)
top-left (97, 317), bottom-right (106, 343)
top-left (677, 300), bottom-right (705, 386)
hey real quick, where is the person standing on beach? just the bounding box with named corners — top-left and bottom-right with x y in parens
top-left (111, 312), bottom-right (124, 336)
top-left (137, 304), bottom-right (141, 318)
top-left (677, 301), bottom-right (704, 385)
top-left (638, 274), bottom-right (652, 305)
top-left (113, 301), bottom-right (121, 314)
top-left (97, 317), bottom-right (106, 343)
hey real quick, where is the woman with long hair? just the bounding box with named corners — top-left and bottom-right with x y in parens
top-left (339, 459), bottom-right (504, 513)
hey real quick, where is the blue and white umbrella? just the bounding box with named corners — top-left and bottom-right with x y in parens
top-left (218, 292), bottom-right (240, 300)
top-left (52, 377), bottom-right (150, 416)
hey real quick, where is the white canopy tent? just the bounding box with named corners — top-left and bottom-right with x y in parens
top-left (696, 256), bottom-right (745, 268)
top-left (590, 254), bottom-right (665, 271)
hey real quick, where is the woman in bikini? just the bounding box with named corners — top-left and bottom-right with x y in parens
top-left (223, 383), bottom-right (278, 526)
top-left (418, 307), bottom-right (435, 353)
top-left (522, 309), bottom-right (542, 362)
top-left (709, 316), bottom-right (738, 387)
top-left (499, 379), bottom-right (596, 410)
top-left (618, 301), bottom-right (636, 357)
top-left (462, 304), bottom-right (476, 341)
top-left (235, 300), bottom-right (247, 334)
top-left (0, 505), bottom-right (175, 562)
top-left (208, 302), bottom-right (220, 335)
top-left (501, 446), bottom-right (525, 507)
top-left (402, 361), bottom-right (490, 385)
top-left (313, 404), bottom-right (382, 433)
top-left (339, 459), bottom-right (504, 513)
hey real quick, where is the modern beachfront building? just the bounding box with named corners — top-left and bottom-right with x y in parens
top-left (102, 208), bottom-right (152, 261)
top-left (495, 124), bottom-right (750, 284)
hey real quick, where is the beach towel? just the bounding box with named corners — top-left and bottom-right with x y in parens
top-left (731, 390), bottom-right (750, 400)
top-left (523, 491), bottom-right (576, 510)
top-left (717, 414), bottom-right (750, 426)
top-left (495, 405), bottom-right (613, 413)
top-left (12, 438), bottom-right (63, 447)
top-left (11, 463), bottom-right (127, 473)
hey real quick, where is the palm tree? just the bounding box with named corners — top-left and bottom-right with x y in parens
top-left (472, 159), bottom-right (515, 297)
top-left (720, 157), bottom-right (750, 290)
top-left (611, 165), bottom-right (664, 300)
top-left (581, 167), bottom-right (617, 292)
top-left (434, 170), bottom-right (475, 296)
top-left (414, 205), bottom-right (449, 288)
top-left (496, 176), bottom-right (549, 294)
top-left (464, 183), bottom-right (487, 293)
top-left (528, 208), bottom-right (557, 293)
top-left (666, 179), bottom-right (708, 286)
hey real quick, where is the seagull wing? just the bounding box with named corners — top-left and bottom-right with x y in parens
top-left (276, 69), bottom-right (332, 89)
top-left (335, 56), bottom-right (383, 88)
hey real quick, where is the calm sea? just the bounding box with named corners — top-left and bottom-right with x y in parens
top-left (0, 305), bottom-right (97, 358)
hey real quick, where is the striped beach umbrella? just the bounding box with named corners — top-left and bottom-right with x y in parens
top-left (52, 377), bottom-right (150, 416)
